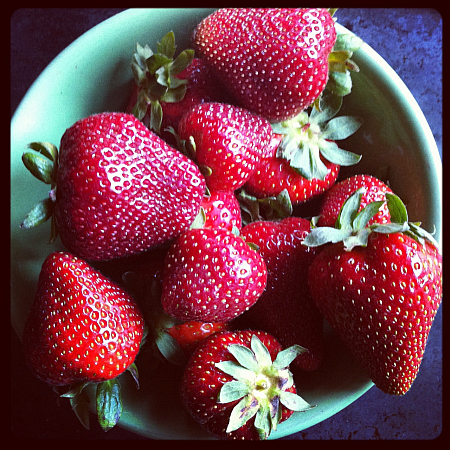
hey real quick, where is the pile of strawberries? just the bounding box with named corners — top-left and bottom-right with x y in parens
top-left (19, 8), bottom-right (442, 440)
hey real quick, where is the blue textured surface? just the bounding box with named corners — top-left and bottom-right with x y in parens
top-left (11, 8), bottom-right (442, 440)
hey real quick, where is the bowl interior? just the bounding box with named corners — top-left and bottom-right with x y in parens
top-left (10, 9), bottom-right (441, 440)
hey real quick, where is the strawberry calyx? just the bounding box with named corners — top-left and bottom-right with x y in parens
top-left (131, 32), bottom-right (194, 134)
top-left (237, 188), bottom-right (293, 226)
top-left (20, 141), bottom-right (59, 241)
top-left (323, 30), bottom-right (364, 101)
top-left (56, 325), bottom-right (147, 431)
top-left (215, 334), bottom-right (313, 439)
top-left (271, 93), bottom-right (362, 181)
top-left (303, 188), bottom-right (439, 251)
top-left (56, 366), bottom-right (139, 431)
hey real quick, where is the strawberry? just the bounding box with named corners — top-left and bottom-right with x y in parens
top-left (180, 329), bottom-right (313, 439)
top-left (20, 112), bottom-right (205, 261)
top-left (240, 217), bottom-right (323, 371)
top-left (304, 190), bottom-right (442, 395)
top-left (317, 174), bottom-right (393, 227)
top-left (166, 321), bottom-right (228, 356)
top-left (22, 252), bottom-right (145, 430)
top-left (177, 102), bottom-right (273, 191)
top-left (245, 94), bottom-right (362, 204)
top-left (193, 8), bottom-right (337, 122)
top-left (245, 139), bottom-right (340, 204)
top-left (127, 32), bottom-right (228, 142)
top-left (161, 227), bottom-right (267, 322)
top-left (201, 190), bottom-right (242, 232)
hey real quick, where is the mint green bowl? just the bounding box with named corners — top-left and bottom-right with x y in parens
top-left (10, 9), bottom-right (442, 440)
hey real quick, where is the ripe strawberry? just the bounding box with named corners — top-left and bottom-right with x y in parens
top-left (201, 190), bottom-right (242, 231)
top-left (180, 330), bottom-right (313, 439)
top-left (161, 227), bottom-right (267, 322)
top-left (304, 191), bottom-right (443, 395)
top-left (244, 94), bottom-right (362, 204)
top-left (240, 217), bottom-right (323, 371)
top-left (20, 112), bottom-right (205, 261)
top-left (22, 252), bottom-right (145, 430)
top-left (177, 102), bottom-right (273, 191)
top-left (193, 8), bottom-right (337, 122)
top-left (245, 140), bottom-right (340, 204)
top-left (166, 321), bottom-right (228, 356)
top-left (317, 174), bottom-right (393, 227)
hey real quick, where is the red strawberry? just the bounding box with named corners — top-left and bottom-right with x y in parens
top-left (177, 102), bottom-right (273, 191)
top-left (20, 112), bottom-right (205, 261)
top-left (166, 321), bottom-right (228, 356)
top-left (22, 252), bottom-right (145, 430)
top-left (180, 329), bottom-right (313, 439)
top-left (193, 8), bottom-right (337, 122)
top-left (161, 227), bottom-right (267, 322)
top-left (240, 217), bottom-right (323, 371)
top-left (304, 191), bottom-right (443, 395)
top-left (245, 139), bottom-right (340, 204)
top-left (201, 190), bottom-right (242, 231)
top-left (244, 93), bottom-right (362, 205)
top-left (317, 174), bottom-right (393, 227)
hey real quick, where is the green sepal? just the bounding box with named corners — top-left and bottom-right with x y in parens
top-left (279, 390), bottom-right (313, 412)
top-left (226, 395), bottom-right (260, 433)
top-left (171, 49), bottom-right (195, 76)
top-left (156, 30), bottom-right (176, 58)
top-left (150, 100), bottom-right (163, 135)
top-left (254, 404), bottom-right (272, 439)
top-left (318, 139), bottom-right (361, 167)
top-left (126, 362), bottom-right (140, 389)
top-left (237, 188), bottom-right (293, 226)
top-left (131, 43), bottom-right (153, 83)
top-left (326, 70), bottom-right (353, 97)
top-left (27, 141), bottom-right (58, 163)
top-left (69, 388), bottom-right (91, 430)
top-left (272, 94), bottom-right (362, 181)
top-left (215, 360), bottom-right (256, 383)
top-left (96, 378), bottom-right (123, 432)
top-left (22, 152), bottom-right (55, 184)
top-left (218, 380), bottom-right (251, 403)
top-left (155, 328), bottom-right (188, 366)
top-left (385, 191), bottom-right (408, 223)
top-left (322, 116), bottom-right (363, 141)
top-left (20, 196), bottom-right (55, 229)
top-left (227, 343), bottom-right (259, 372)
top-left (272, 344), bottom-right (307, 370)
top-left (161, 84), bottom-right (188, 103)
top-left (333, 33), bottom-right (364, 53)
top-left (250, 334), bottom-right (273, 368)
top-left (190, 206), bottom-right (206, 230)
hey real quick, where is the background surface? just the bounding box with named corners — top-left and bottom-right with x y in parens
top-left (11, 8), bottom-right (442, 440)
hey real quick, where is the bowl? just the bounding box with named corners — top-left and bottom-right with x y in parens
top-left (10, 8), bottom-right (442, 440)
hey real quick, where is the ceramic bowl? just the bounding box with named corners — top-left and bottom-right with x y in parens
top-left (10, 9), bottom-right (442, 440)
